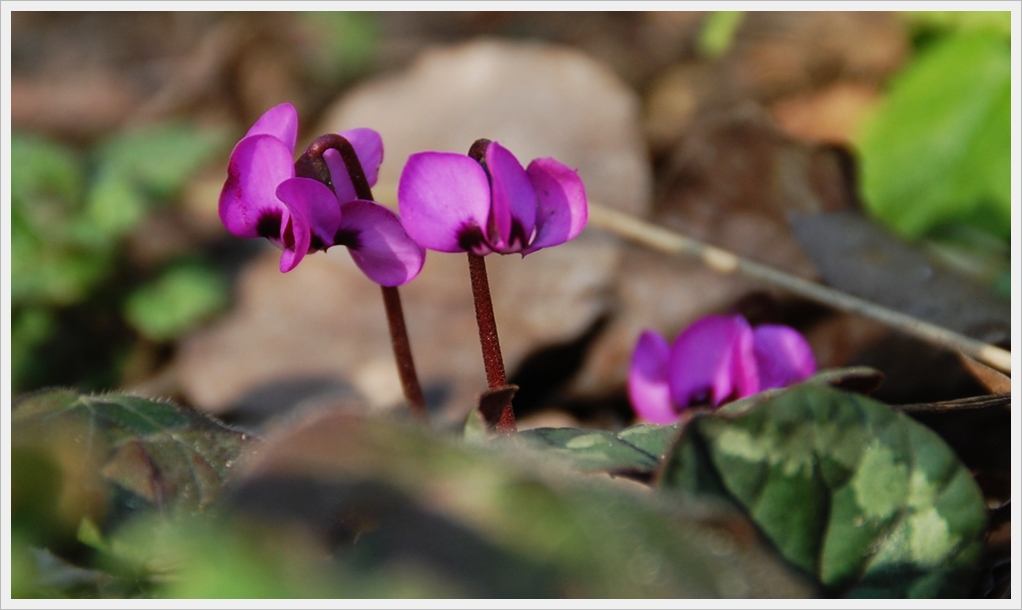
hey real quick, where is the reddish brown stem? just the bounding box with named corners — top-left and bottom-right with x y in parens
top-left (381, 285), bottom-right (428, 420)
top-left (296, 133), bottom-right (374, 201)
top-left (297, 133), bottom-right (428, 421)
top-left (468, 252), bottom-right (516, 434)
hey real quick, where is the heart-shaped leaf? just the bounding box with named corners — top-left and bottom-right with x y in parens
top-left (659, 383), bottom-right (987, 597)
top-left (13, 389), bottom-right (257, 519)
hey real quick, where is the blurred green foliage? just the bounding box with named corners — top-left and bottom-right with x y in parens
top-left (12, 135), bottom-right (104, 306)
top-left (87, 123), bottom-right (228, 238)
top-left (298, 12), bottom-right (380, 85)
top-left (12, 390), bottom-right (816, 598)
top-left (904, 10), bottom-right (1012, 41)
top-left (11, 123), bottom-right (229, 393)
top-left (11, 389), bottom-right (259, 598)
top-left (124, 263), bottom-right (229, 342)
top-left (859, 18), bottom-right (1010, 243)
top-left (698, 11), bottom-right (745, 58)
top-left (12, 384), bottom-right (990, 599)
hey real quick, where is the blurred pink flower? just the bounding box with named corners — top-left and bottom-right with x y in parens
top-left (628, 315), bottom-right (817, 424)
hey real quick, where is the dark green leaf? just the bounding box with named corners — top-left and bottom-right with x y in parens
top-left (616, 421), bottom-right (684, 459)
top-left (512, 427), bottom-right (659, 474)
top-left (511, 421), bottom-right (683, 477)
top-left (659, 384), bottom-right (987, 597)
top-left (13, 389), bottom-right (257, 517)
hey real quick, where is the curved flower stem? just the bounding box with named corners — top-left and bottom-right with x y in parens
top-left (380, 284), bottom-right (428, 421)
top-left (297, 133), bottom-right (373, 198)
top-left (298, 133), bottom-right (429, 420)
top-left (468, 253), bottom-right (517, 434)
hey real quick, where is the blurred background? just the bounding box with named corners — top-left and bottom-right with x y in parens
top-left (10, 11), bottom-right (1012, 431)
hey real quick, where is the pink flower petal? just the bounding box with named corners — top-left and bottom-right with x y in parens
top-left (398, 152), bottom-right (493, 254)
top-left (485, 141), bottom-right (536, 253)
top-left (244, 103), bottom-right (299, 153)
top-left (336, 200), bottom-right (426, 286)
top-left (522, 157), bottom-right (588, 255)
top-left (752, 325), bottom-right (817, 390)
top-left (669, 315), bottom-right (759, 408)
top-left (628, 330), bottom-right (677, 424)
top-left (277, 211), bottom-right (310, 273)
top-left (219, 134), bottom-right (295, 239)
top-left (341, 128), bottom-right (384, 188)
top-left (275, 178), bottom-right (343, 251)
top-left (324, 128), bottom-right (385, 204)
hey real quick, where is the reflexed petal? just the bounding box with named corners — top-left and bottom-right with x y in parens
top-left (341, 128), bottom-right (384, 187)
top-left (278, 211), bottom-right (311, 273)
top-left (728, 321), bottom-right (759, 400)
top-left (336, 200), bottom-right (426, 286)
top-left (485, 141), bottom-right (536, 252)
top-left (324, 128), bottom-right (385, 204)
top-left (323, 148), bottom-right (357, 204)
top-left (752, 325), bottom-right (817, 390)
top-left (669, 315), bottom-right (759, 407)
top-left (522, 157), bottom-right (588, 255)
top-left (219, 135), bottom-right (294, 239)
top-left (275, 178), bottom-right (343, 251)
top-left (244, 103), bottom-right (299, 153)
top-left (628, 330), bottom-right (677, 424)
top-left (398, 152), bottom-right (493, 253)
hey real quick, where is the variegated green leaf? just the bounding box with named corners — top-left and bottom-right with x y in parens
top-left (659, 383), bottom-right (987, 597)
top-left (511, 422), bottom-right (682, 477)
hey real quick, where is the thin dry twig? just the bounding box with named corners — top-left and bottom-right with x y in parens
top-left (587, 203), bottom-right (1012, 374)
top-left (895, 393), bottom-right (1011, 413)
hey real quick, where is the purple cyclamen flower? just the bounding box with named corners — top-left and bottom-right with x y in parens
top-left (628, 315), bottom-right (817, 424)
top-left (219, 103), bottom-right (424, 285)
top-left (396, 140), bottom-right (588, 256)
